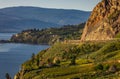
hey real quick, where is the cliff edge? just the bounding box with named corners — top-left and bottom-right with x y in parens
top-left (81, 0), bottom-right (120, 41)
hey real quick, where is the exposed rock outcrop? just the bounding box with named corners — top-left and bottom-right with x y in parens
top-left (81, 0), bottom-right (120, 41)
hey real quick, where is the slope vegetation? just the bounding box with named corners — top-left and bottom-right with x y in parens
top-left (15, 40), bottom-right (120, 79)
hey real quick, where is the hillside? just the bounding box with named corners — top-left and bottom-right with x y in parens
top-left (14, 41), bottom-right (120, 79)
top-left (81, 0), bottom-right (120, 41)
top-left (14, 0), bottom-right (120, 79)
top-left (10, 23), bottom-right (84, 44)
top-left (0, 6), bottom-right (90, 32)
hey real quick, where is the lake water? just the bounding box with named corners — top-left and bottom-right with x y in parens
top-left (0, 33), bottom-right (16, 40)
top-left (0, 33), bottom-right (49, 79)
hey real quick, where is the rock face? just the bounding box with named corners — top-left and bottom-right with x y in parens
top-left (81, 0), bottom-right (120, 41)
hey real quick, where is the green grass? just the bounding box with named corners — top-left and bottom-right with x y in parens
top-left (22, 59), bottom-right (120, 79)
top-left (23, 62), bottom-right (94, 79)
top-left (115, 33), bottom-right (120, 38)
top-left (17, 40), bottom-right (120, 79)
top-left (90, 41), bottom-right (120, 62)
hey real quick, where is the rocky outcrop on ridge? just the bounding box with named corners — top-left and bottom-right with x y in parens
top-left (81, 0), bottom-right (120, 41)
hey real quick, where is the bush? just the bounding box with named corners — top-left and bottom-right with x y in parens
top-left (94, 64), bottom-right (111, 71)
top-left (94, 64), bottom-right (104, 70)
top-left (53, 57), bottom-right (60, 65)
top-left (70, 56), bottom-right (76, 65)
top-left (55, 59), bottom-right (60, 65)
top-left (70, 77), bottom-right (80, 79)
top-left (104, 64), bottom-right (110, 70)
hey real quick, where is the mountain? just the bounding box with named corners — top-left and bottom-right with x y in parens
top-left (81, 0), bottom-right (120, 41)
top-left (0, 12), bottom-right (58, 32)
top-left (0, 6), bottom-right (90, 32)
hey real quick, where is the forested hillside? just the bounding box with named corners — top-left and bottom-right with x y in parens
top-left (0, 7), bottom-right (90, 32)
top-left (11, 23), bottom-right (85, 44)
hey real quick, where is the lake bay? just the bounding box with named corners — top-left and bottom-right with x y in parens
top-left (0, 33), bottom-right (49, 79)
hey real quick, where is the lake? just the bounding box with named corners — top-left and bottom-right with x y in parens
top-left (0, 33), bottom-right (16, 40)
top-left (0, 33), bottom-right (49, 79)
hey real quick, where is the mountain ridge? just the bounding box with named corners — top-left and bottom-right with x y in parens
top-left (0, 6), bottom-right (90, 32)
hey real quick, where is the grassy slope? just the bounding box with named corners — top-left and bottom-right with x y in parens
top-left (18, 40), bottom-right (120, 79)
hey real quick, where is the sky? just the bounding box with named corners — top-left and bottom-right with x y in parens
top-left (0, 0), bottom-right (101, 11)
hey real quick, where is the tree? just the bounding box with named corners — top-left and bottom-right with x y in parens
top-left (55, 59), bottom-right (60, 65)
top-left (31, 53), bottom-right (35, 63)
top-left (94, 64), bottom-right (103, 70)
top-left (47, 58), bottom-right (53, 67)
top-left (70, 55), bottom-right (76, 65)
top-left (36, 59), bottom-right (40, 67)
top-left (31, 53), bottom-right (35, 59)
top-left (5, 73), bottom-right (11, 79)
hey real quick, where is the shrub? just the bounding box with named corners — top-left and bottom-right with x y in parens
top-left (55, 59), bottom-right (60, 65)
top-left (53, 57), bottom-right (60, 65)
top-left (70, 55), bottom-right (76, 65)
top-left (94, 64), bottom-right (104, 70)
top-left (31, 53), bottom-right (35, 61)
top-left (104, 64), bottom-right (110, 70)
top-left (70, 77), bottom-right (80, 79)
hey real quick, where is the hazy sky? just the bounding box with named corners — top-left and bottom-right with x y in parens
top-left (0, 0), bottom-right (101, 11)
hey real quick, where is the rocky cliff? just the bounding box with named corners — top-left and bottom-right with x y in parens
top-left (81, 0), bottom-right (120, 41)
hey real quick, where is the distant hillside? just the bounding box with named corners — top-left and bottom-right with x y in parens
top-left (0, 6), bottom-right (90, 32)
top-left (10, 23), bottom-right (85, 44)
top-left (0, 12), bottom-right (58, 32)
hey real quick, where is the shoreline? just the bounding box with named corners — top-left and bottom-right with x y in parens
top-left (0, 40), bottom-right (49, 45)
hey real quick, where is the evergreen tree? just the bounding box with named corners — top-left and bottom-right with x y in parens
top-left (5, 73), bottom-right (11, 79)
top-left (70, 55), bottom-right (76, 65)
